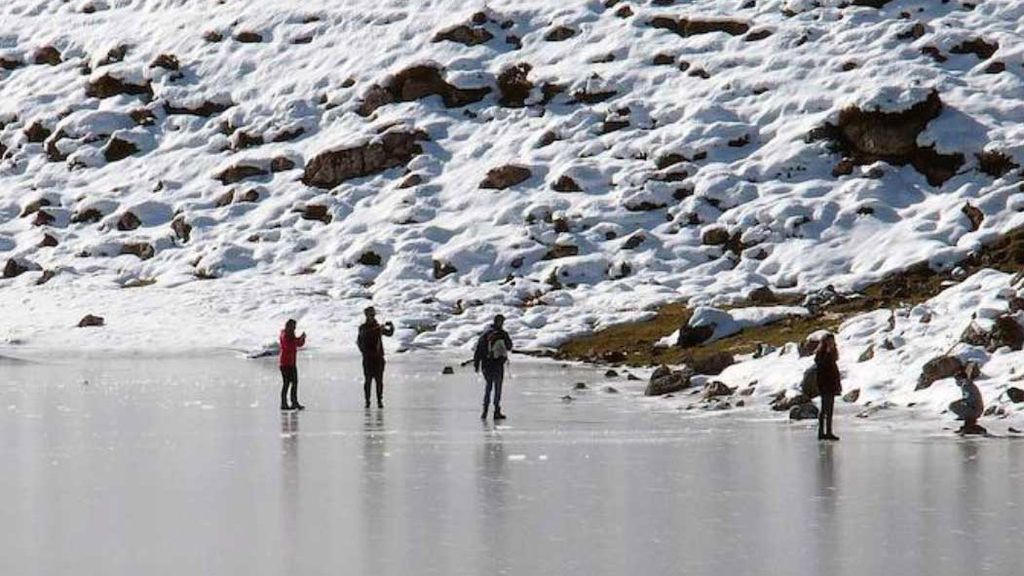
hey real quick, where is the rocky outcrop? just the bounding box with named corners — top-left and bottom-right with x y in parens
top-left (302, 129), bottom-right (426, 189)
top-left (916, 355), bottom-right (963, 390)
top-left (497, 63), bottom-right (533, 108)
top-left (116, 211), bottom-right (142, 231)
top-left (950, 38), bottom-right (998, 60)
top-left (544, 26), bottom-right (577, 42)
top-left (215, 164), bottom-right (270, 185)
top-left (691, 352), bottom-right (735, 376)
top-left (480, 164), bottom-right (532, 189)
top-left (121, 242), bottom-right (155, 260)
top-left (789, 402), bottom-right (819, 421)
top-left (676, 323), bottom-right (715, 348)
top-left (433, 25), bottom-right (493, 46)
top-left (433, 260), bottom-right (457, 280)
top-left (103, 137), bottom-right (139, 162)
top-left (4, 258), bottom-right (38, 278)
top-left (357, 65), bottom-right (490, 116)
top-left (812, 90), bottom-right (964, 186)
top-left (77, 314), bottom-right (105, 328)
top-left (163, 99), bottom-right (233, 117)
top-left (644, 364), bottom-right (694, 396)
top-left (650, 17), bottom-right (750, 37)
top-left (298, 204), bottom-right (332, 224)
top-left (171, 217), bottom-right (192, 243)
top-left (962, 202), bottom-right (984, 231)
top-left (86, 73), bottom-right (153, 100)
top-left (33, 46), bottom-right (62, 66)
top-left (961, 315), bottom-right (1024, 352)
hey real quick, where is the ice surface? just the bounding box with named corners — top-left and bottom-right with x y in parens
top-left (2, 353), bottom-right (1024, 575)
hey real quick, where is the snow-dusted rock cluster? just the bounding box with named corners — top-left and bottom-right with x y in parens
top-left (1, 0), bottom-right (1022, 374)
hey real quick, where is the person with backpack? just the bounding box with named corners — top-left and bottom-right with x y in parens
top-left (357, 306), bottom-right (395, 409)
top-left (474, 314), bottom-right (513, 420)
top-left (815, 333), bottom-right (841, 441)
top-left (279, 319), bottom-right (307, 411)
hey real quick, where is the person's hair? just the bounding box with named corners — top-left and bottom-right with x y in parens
top-left (818, 333), bottom-right (837, 357)
top-left (285, 319), bottom-right (296, 331)
top-left (494, 314), bottom-right (505, 324)
top-left (365, 306), bottom-right (376, 314)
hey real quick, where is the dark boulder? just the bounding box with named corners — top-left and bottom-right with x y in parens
top-left (812, 90), bottom-right (964, 186)
top-left (842, 388), bottom-right (860, 403)
top-left (552, 175), bottom-right (582, 192)
top-left (1007, 387), bottom-right (1024, 403)
top-left (432, 260), bottom-right (457, 280)
top-left (103, 137), bottom-right (139, 162)
top-left (120, 242), bottom-right (155, 260)
top-left (116, 211), bottom-right (142, 231)
top-left (357, 251), bottom-right (382, 266)
top-left (644, 365), bottom-right (694, 396)
top-left (357, 65), bottom-right (490, 116)
top-left (78, 314), bottom-right (105, 328)
top-left (171, 217), bottom-right (192, 243)
top-left (916, 355), bottom-right (963, 390)
top-left (302, 129), bottom-right (426, 189)
top-left (789, 402), bottom-right (819, 421)
top-left (86, 74), bottom-right (153, 100)
top-left (497, 63), bottom-right (533, 108)
top-left (433, 25), bottom-right (494, 46)
top-left (962, 202), bottom-right (984, 231)
top-left (33, 46), bottom-right (62, 66)
top-left (216, 164), bottom-right (269, 184)
top-left (650, 17), bottom-right (749, 37)
top-left (544, 26), bottom-right (577, 42)
top-left (299, 205), bottom-right (332, 224)
top-left (703, 380), bottom-right (732, 399)
top-left (480, 164), bottom-right (532, 189)
top-left (691, 352), bottom-right (735, 376)
top-left (800, 365), bottom-right (819, 398)
top-left (676, 323), bottom-right (715, 348)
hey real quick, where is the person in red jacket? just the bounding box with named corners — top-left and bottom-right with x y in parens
top-left (279, 319), bottom-right (307, 410)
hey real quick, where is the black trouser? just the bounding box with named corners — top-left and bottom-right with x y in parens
top-left (280, 366), bottom-right (298, 408)
top-left (482, 363), bottom-right (505, 409)
top-left (363, 358), bottom-right (385, 404)
top-left (819, 393), bottom-right (835, 437)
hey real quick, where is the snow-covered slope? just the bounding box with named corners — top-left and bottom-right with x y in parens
top-left (1, 0), bottom-right (1022, 354)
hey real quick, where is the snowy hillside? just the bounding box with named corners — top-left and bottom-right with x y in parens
top-left (1, 0), bottom-right (1022, 359)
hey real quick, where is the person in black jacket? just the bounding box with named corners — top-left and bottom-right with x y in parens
top-left (357, 307), bottom-right (394, 409)
top-left (815, 333), bottom-right (842, 441)
top-left (474, 314), bottom-right (513, 421)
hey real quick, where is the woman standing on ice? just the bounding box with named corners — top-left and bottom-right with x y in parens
top-left (357, 306), bottom-right (395, 409)
top-left (279, 319), bottom-right (307, 411)
top-left (815, 333), bottom-right (841, 441)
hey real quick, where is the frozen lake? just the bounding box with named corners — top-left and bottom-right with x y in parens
top-left (2, 352), bottom-right (1023, 576)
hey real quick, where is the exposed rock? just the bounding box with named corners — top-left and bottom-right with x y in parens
top-left (33, 46), bottom-right (62, 66)
top-left (231, 131), bottom-right (264, 150)
top-left (544, 26), bottom-right (577, 42)
top-left (602, 385), bottom-right (620, 394)
top-left (71, 208), bottom-right (104, 224)
top-left (214, 164), bottom-right (267, 185)
top-left (433, 260), bottom-right (457, 280)
top-left (604, 369), bottom-right (619, 378)
top-left (433, 25), bottom-right (494, 46)
top-left (103, 137), bottom-right (139, 162)
top-left (801, 365), bottom-right (819, 399)
top-left (0, 56), bottom-right (23, 70)
top-left (202, 30), bottom-right (224, 43)
top-left (98, 44), bottom-right (129, 66)
top-left (773, 393), bottom-right (810, 412)
top-left (703, 380), bottom-right (732, 399)
top-left (644, 364), bottom-right (694, 396)
top-left (622, 234), bottom-right (645, 250)
top-left (171, 217), bottom-right (192, 243)
top-left (86, 73), bottom-right (153, 99)
top-left (701, 227), bottom-right (730, 246)
top-left (976, 150), bottom-right (1018, 178)
top-left (3, 258), bottom-right (34, 278)
top-left (78, 314), bottom-right (105, 328)
top-left (962, 202), bottom-right (984, 231)
top-left (650, 17), bottom-right (750, 37)
top-left (615, 5), bottom-right (633, 18)
top-left (270, 156), bottom-right (296, 173)
top-left (357, 251), bottom-right (382, 266)
top-left (916, 355), bottom-right (963, 390)
top-left (32, 210), bottom-right (55, 227)
top-left (812, 90), bottom-right (964, 186)
top-left (441, 366), bottom-right (455, 375)
top-left (789, 402), bottom-right (819, 421)
top-left (39, 233), bottom-right (59, 247)
top-left (357, 65), bottom-right (490, 116)
top-left (116, 211), bottom-right (142, 231)
top-left (234, 31), bottom-right (264, 43)
top-left (842, 388), bottom-right (861, 403)
top-left (571, 87), bottom-right (617, 104)
top-left (542, 244), bottom-right (579, 260)
top-left (691, 352), bottom-right (734, 376)
top-left (552, 175), bottom-right (582, 192)
top-left (990, 315), bottom-right (1024, 351)
top-left (163, 100), bottom-right (233, 117)
top-left (1007, 387), bottom-right (1024, 403)
top-left (121, 242), bottom-right (155, 260)
top-left (745, 29), bottom-right (773, 42)
top-left (858, 343), bottom-right (875, 362)
top-left (302, 129), bottom-right (426, 189)
top-left (150, 54), bottom-right (180, 71)
top-left (652, 53), bottom-right (675, 66)
top-left (747, 286), bottom-right (777, 304)
top-left (677, 322), bottom-right (715, 348)
top-left (950, 38), bottom-right (998, 60)
top-left (24, 121), bottom-right (52, 143)
top-left (299, 205), bottom-right (332, 224)
top-left (497, 63), bottom-right (533, 108)
top-left (480, 164), bottom-right (532, 189)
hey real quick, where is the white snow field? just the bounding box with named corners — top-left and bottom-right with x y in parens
top-left (2, 1), bottom-right (1024, 417)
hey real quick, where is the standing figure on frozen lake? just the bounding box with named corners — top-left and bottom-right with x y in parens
top-left (815, 333), bottom-right (841, 441)
top-left (357, 306), bottom-right (395, 409)
top-left (950, 366), bottom-right (986, 435)
top-left (474, 314), bottom-right (514, 421)
top-left (279, 319), bottom-right (307, 411)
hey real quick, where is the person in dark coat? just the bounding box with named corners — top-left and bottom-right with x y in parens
top-left (279, 319), bottom-right (307, 411)
top-left (474, 314), bottom-right (513, 420)
top-left (950, 366), bottom-right (985, 435)
top-left (357, 307), bottom-right (394, 409)
top-left (815, 333), bottom-right (841, 441)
